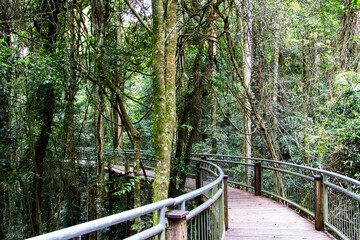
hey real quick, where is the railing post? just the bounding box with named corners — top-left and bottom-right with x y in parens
top-left (254, 162), bottom-right (262, 196)
top-left (223, 175), bottom-right (229, 230)
top-left (166, 210), bottom-right (189, 240)
top-left (314, 175), bottom-right (324, 231)
top-left (196, 161), bottom-right (202, 189)
top-left (201, 155), bottom-right (207, 183)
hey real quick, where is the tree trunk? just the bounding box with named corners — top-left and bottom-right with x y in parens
top-left (113, 6), bottom-right (124, 153)
top-left (223, 13), bottom-right (286, 197)
top-left (32, 85), bottom-right (55, 236)
top-left (151, 0), bottom-right (177, 231)
top-left (208, 24), bottom-right (218, 154)
top-left (64, 3), bottom-right (80, 226)
top-left (133, 135), bottom-right (141, 229)
top-left (242, 0), bottom-right (253, 187)
top-left (271, 12), bottom-right (281, 163)
top-left (95, 87), bottom-right (105, 223)
top-left (91, 1), bottom-right (110, 238)
top-left (339, 0), bottom-right (360, 71)
top-left (165, 0), bottom-right (177, 154)
top-left (152, 0), bottom-right (168, 205)
top-left (31, 0), bottom-right (60, 235)
top-left (152, 0), bottom-right (177, 204)
top-left (302, 48), bottom-right (311, 165)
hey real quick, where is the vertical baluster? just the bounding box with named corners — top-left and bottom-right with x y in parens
top-left (351, 204), bottom-right (354, 239)
top-left (201, 211), bottom-right (203, 240)
top-left (195, 215), bottom-right (197, 239)
top-left (323, 175), bottom-right (328, 224)
top-left (207, 209), bottom-right (209, 240)
top-left (159, 206), bottom-right (166, 240)
top-left (355, 204), bottom-right (358, 239)
top-left (211, 208), bottom-right (213, 240)
top-left (340, 197), bottom-right (343, 235)
top-left (223, 175), bottom-right (228, 231)
top-left (181, 201), bottom-right (186, 211)
top-left (203, 211), bottom-right (205, 240)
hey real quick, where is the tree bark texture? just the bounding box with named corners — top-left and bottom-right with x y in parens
top-left (152, 0), bottom-right (168, 204)
top-left (208, 24), bottom-right (218, 154)
top-left (152, 0), bottom-right (177, 204)
top-left (339, 0), bottom-right (360, 70)
top-left (242, 0), bottom-right (253, 187)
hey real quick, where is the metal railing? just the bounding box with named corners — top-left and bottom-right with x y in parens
top-left (26, 149), bottom-right (360, 240)
top-left (194, 153), bottom-right (360, 240)
top-left (27, 149), bottom-right (226, 240)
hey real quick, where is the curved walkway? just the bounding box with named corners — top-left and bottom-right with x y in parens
top-left (225, 187), bottom-right (334, 240)
top-left (109, 163), bottom-right (334, 239)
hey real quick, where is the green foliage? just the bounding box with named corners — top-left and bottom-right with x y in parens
top-left (2, 0), bottom-right (360, 238)
top-left (311, 72), bottom-right (360, 178)
top-left (113, 177), bottom-right (139, 197)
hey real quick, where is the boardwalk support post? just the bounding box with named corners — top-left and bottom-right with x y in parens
top-left (314, 175), bottom-right (324, 231)
top-left (166, 210), bottom-right (189, 240)
top-left (254, 162), bottom-right (262, 196)
top-left (224, 175), bottom-right (229, 230)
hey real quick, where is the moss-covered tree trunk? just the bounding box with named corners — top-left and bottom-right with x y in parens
top-left (151, 0), bottom-right (167, 204)
top-left (151, 0), bottom-right (177, 230)
top-left (152, 0), bottom-right (177, 204)
top-left (209, 24), bottom-right (218, 154)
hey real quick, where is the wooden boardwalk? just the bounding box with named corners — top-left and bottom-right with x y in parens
top-left (110, 164), bottom-right (334, 239)
top-left (225, 187), bottom-right (334, 240)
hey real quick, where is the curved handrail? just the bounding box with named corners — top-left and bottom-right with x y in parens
top-left (27, 151), bottom-right (225, 240)
top-left (28, 149), bottom-right (360, 240)
top-left (194, 153), bottom-right (360, 240)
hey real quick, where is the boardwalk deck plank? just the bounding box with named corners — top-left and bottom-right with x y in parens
top-left (225, 187), bottom-right (334, 240)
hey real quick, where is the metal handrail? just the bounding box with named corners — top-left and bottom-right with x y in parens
top-left (194, 153), bottom-right (360, 187)
top-left (28, 149), bottom-right (360, 240)
top-left (194, 153), bottom-right (360, 240)
top-left (27, 151), bottom-right (225, 240)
